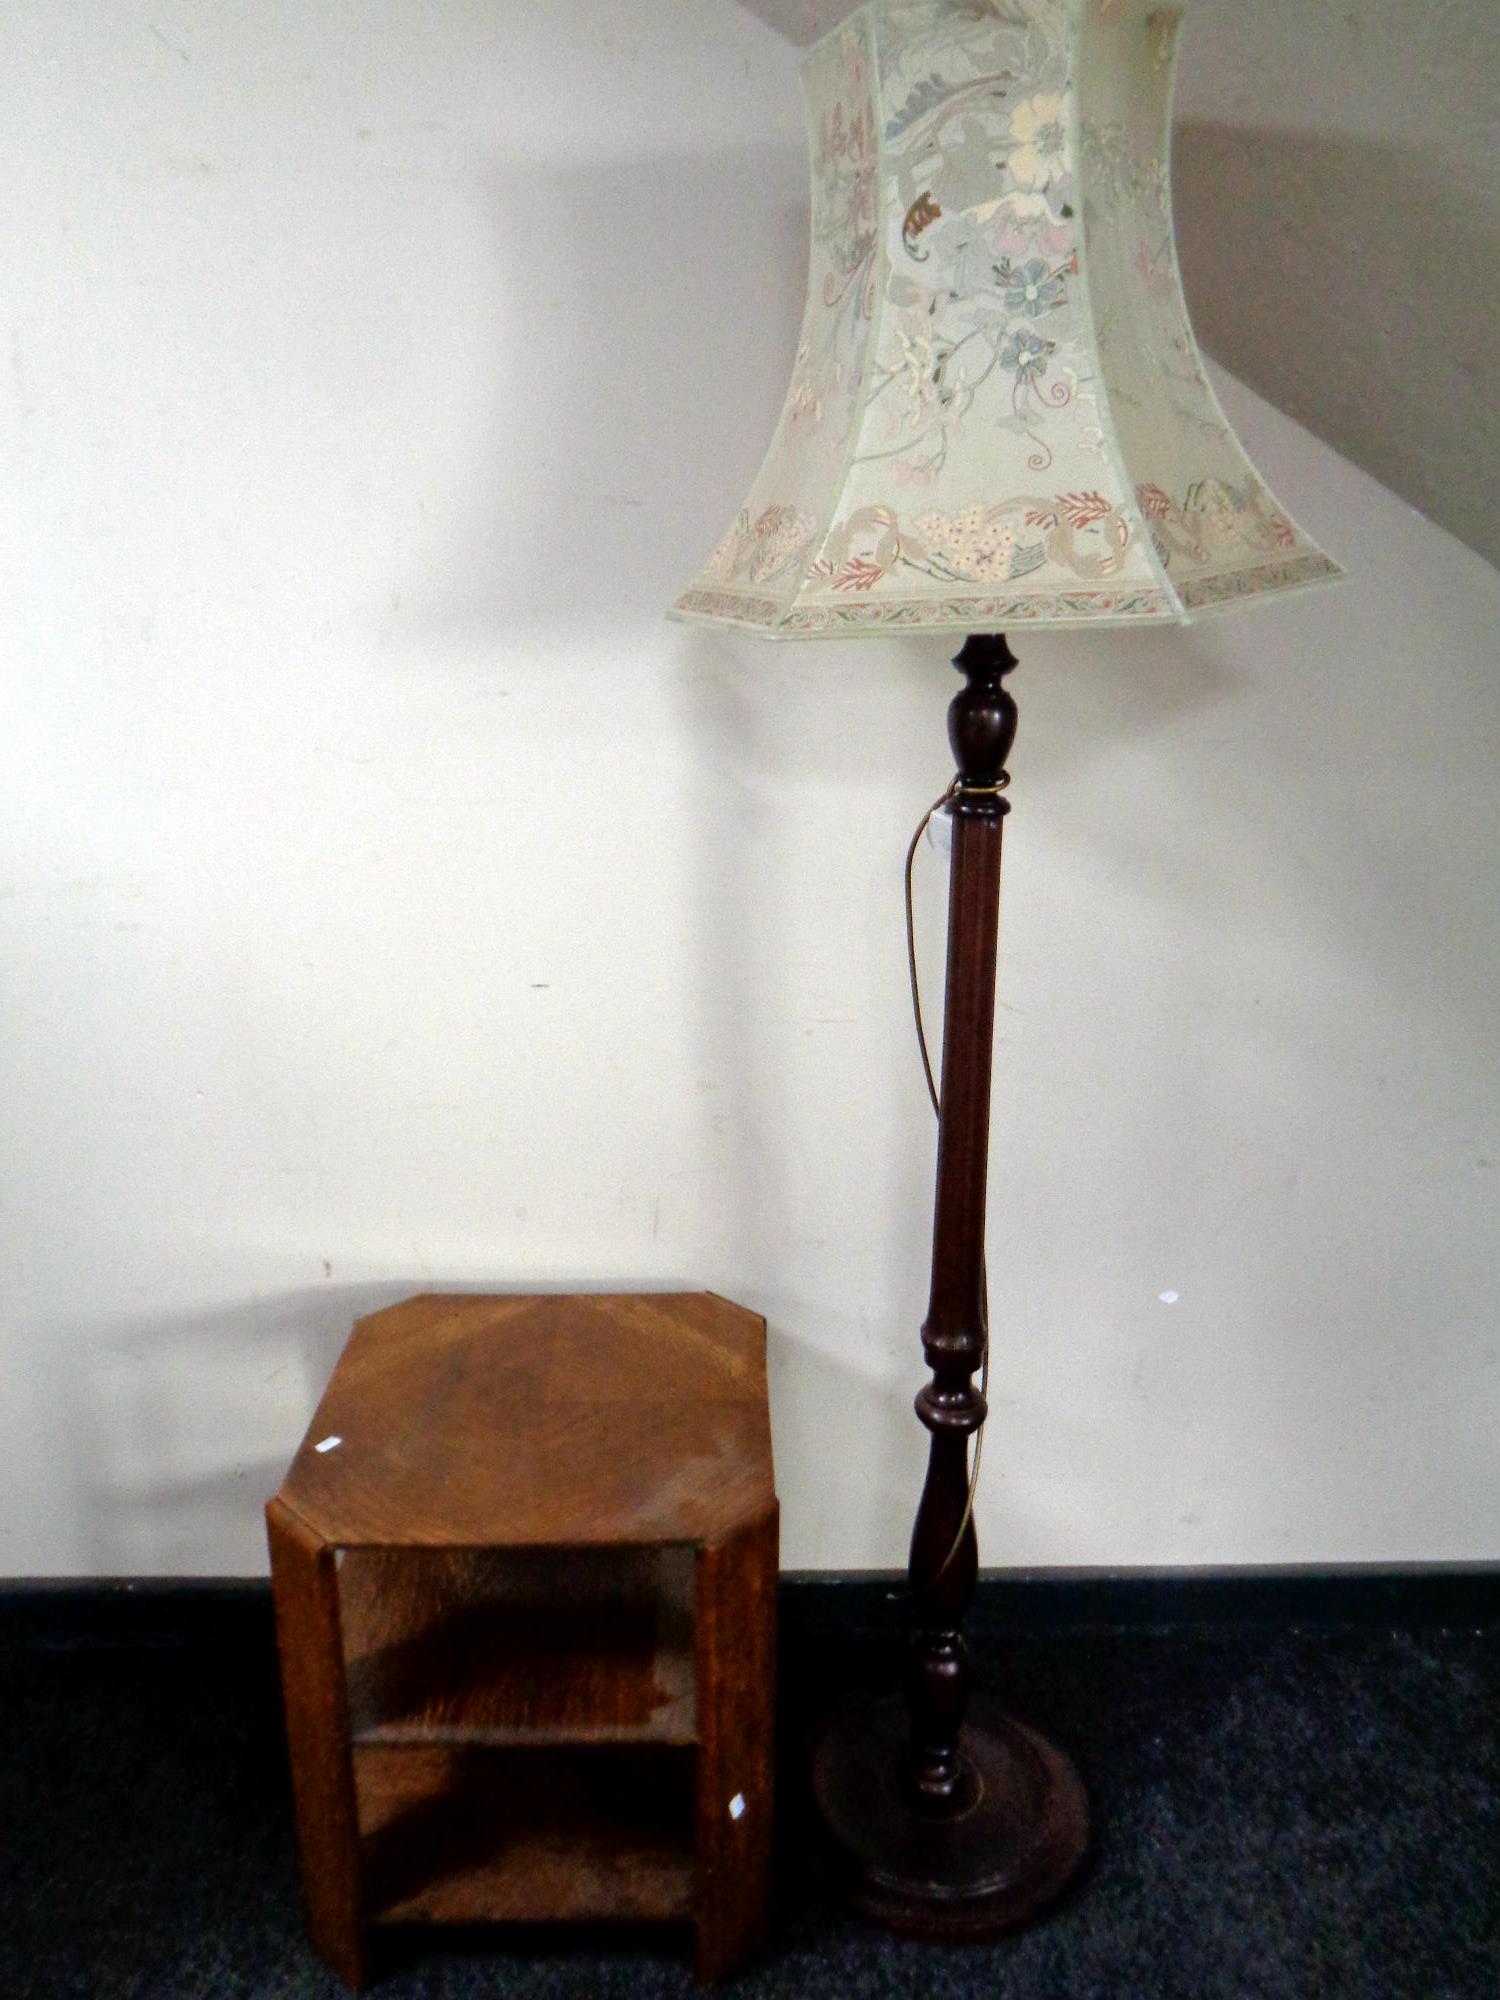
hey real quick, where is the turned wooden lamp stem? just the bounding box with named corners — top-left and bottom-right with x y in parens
top-left (907, 632), bottom-right (1018, 1809)
top-left (811, 632), bottom-right (1085, 1929)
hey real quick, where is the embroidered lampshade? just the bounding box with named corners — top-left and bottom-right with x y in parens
top-left (673, 0), bottom-right (1341, 637)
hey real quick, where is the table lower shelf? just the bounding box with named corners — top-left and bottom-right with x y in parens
top-left (357, 1741), bottom-right (696, 1927)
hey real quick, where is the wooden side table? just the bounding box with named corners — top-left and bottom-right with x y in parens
top-left (266, 1292), bottom-right (778, 1986)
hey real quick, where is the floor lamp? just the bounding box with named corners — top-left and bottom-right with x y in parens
top-left (672, 0), bottom-right (1340, 1935)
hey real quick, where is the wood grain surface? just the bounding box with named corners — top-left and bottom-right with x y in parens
top-left (279, 1292), bottom-right (774, 1549)
top-left (268, 1291), bottom-right (778, 1986)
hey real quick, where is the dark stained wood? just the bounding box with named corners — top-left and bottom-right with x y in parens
top-left (342, 1546), bottom-right (696, 1747)
top-left (813, 1693), bottom-right (1089, 1938)
top-left (692, 1507), bottom-right (779, 1982)
top-left (266, 1496), bottom-right (368, 1988)
top-left (811, 636), bottom-right (1088, 1934)
top-left (358, 1744), bottom-right (696, 1925)
top-left (268, 1291), bottom-right (777, 1987)
top-left (908, 632), bottom-right (1017, 1806)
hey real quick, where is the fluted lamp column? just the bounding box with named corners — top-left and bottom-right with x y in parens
top-left (671, 0), bottom-right (1340, 1939)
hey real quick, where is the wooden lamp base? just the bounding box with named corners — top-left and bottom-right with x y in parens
top-left (812, 1693), bottom-right (1087, 1938)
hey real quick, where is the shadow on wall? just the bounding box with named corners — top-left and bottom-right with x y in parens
top-left (51, 1286), bottom-right (408, 1575)
top-left (767, 1316), bottom-right (927, 1563)
top-left (1176, 122), bottom-right (1500, 569)
top-left (53, 1277), bottom-right (708, 1574)
top-left (733, 0), bottom-right (849, 42)
top-left (394, 145), bottom-right (806, 643)
top-left (52, 1281), bottom-right (930, 1579)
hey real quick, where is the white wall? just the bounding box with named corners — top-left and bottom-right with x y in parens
top-left (3, 0), bottom-right (1497, 1577)
top-left (1172, 0), bottom-right (1500, 569)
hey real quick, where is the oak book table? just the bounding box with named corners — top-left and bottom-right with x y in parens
top-left (266, 1292), bottom-right (778, 1986)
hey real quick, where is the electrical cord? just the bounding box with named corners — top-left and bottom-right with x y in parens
top-left (904, 779), bottom-right (992, 1584)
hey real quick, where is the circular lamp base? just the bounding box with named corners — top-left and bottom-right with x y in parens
top-left (812, 1692), bottom-right (1089, 1939)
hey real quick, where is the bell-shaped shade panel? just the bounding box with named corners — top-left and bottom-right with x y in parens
top-left (673, 0), bottom-right (1341, 638)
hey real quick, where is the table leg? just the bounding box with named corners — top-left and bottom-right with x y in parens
top-left (266, 1497), bottom-right (368, 1988)
top-left (692, 1507), bottom-right (778, 1981)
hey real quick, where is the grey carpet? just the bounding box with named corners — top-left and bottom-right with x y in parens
top-left (1, 1591), bottom-right (1496, 1998)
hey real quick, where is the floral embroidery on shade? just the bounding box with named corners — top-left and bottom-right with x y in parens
top-left (710, 476), bottom-right (1310, 604)
top-left (765, 20), bottom-right (881, 481)
top-left (808, 489), bottom-right (1135, 594)
top-left (1008, 94), bottom-right (1069, 188)
top-left (812, 28), bottom-right (879, 334)
top-left (1000, 329), bottom-right (1053, 384)
top-left (1137, 478), bottom-right (1302, 569)
top-left (849, 86), bottom-right (1084, 484)
top-left (1003, 258), bottom-right (1068, 318)
top-left (902, 191), bottom-right (944, 258)
top-left (817, 83), bottom-right (878, 303)
top-left (782, 341), bottom-right (826, 440)
top-left (708, 506), bottom-right (819, 586)
top-left (673, 0), bottom-right (1341, 638)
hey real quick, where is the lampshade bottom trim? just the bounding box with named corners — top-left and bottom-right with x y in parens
top-left (1176, 551), bottom-right (1344, 612)
top-left (671, 548), bottom-right (1341, 640)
